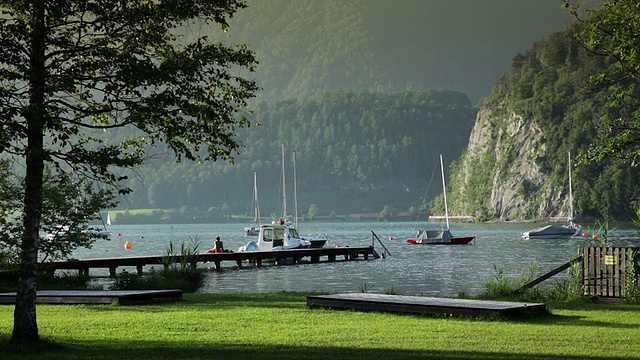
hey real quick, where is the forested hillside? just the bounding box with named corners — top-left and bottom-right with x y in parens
top-left (208, 0), bottom-right (572, 104)
top-left (444, 29), bottom-right (640, 222)
top-left (107, 1), bottom-right (617, 223)
top-left (116, 90), bottom-right (476, 221)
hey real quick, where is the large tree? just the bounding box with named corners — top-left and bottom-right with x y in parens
top-left (0, 0), bottom-right (257, 343)
top-left (568, 0), bottom-right (640, 164)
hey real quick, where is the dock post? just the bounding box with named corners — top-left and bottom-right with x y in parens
top-left (136, 265), bottom-right (143, 276)
top-left (214, 261), bottom-right (221, 271)
top-left (236, 259), bottom-right (242, 268)
top-left (109, 267), bottom-right (116, 278)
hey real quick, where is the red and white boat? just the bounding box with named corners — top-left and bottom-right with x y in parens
top-left (407, 154), bottom-right (475, 245)
top-left (407, 229), bottom-right (474, 245)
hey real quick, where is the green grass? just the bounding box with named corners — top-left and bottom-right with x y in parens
top-left (1, 293), bottom-right (639, 359)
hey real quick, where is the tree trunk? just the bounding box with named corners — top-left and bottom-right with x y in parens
top-left (12, 1), bottom-right (46, 344)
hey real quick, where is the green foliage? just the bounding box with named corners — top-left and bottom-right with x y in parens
top-left (1, 0), bottom-right (257, 342)
top-left (546, 261), bottom-right (584, 302)
top-left (623, 250), bottom-right (640, 305)
top-left (0, 270), bottom-right (91, 293)
top-left (225, 1), bottom-right (569, 104)
top-left (479, 261), bottom-right (584, 303)
top-left (479, 265), bottom-right (518, 300)
top-left (447, 22), bottom-right (640, 221)
top-left (0, 164), bottom-right (118, 263)
top-left (584, 219), bottom-right (613, 247)
top-left (568, 0), bottom-right (640, 164)
top-left (111, 238), bottom-right (205, 293)
top-left (121, 90), bottom-right (477, 217)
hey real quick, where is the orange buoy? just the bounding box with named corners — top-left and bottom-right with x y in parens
top-left (124, 241), bottom-right (132, 250)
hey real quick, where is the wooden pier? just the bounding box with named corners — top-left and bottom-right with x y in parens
top-left (40, 246), bottom-right (379, 277)
top-left (307, 293), bottom-right (548, 318)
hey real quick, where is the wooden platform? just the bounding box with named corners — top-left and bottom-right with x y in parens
top-left (307, 293), bottom-right (548, 318)
top-left (0, 289), bottom-right (182, 305)
top-left (40, 246), bottom-right (379, 277)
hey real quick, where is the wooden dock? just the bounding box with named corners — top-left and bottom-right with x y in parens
top-left (0, 289), bottom-right (182, 305)
top-left (40, 246), bottom-right (379, 277)
top-left (307, 293), bottom-right (548, 318)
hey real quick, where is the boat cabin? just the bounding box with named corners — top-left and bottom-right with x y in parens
top-left (256, 223), bottom-right (309, 251)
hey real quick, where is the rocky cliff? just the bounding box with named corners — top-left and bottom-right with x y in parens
top-left (443, 29), bottom-right (640, 222)
top-left (447, 106), bottom-right (571, 221)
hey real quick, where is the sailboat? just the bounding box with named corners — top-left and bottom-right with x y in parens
top-left (238, 145), bottom-right (326, 252)
top-left (243, 172), bottom-right (261, 236)
top-left (46, 212), bottom-right (110, 240)
top-left (522, 152), bottom-right (581, 239)
top-left (407, 154), bottom-right (475, 245)
top-left (290, 150), bottom-right (328, 248)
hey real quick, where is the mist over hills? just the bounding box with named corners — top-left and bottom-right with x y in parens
top-left (224, 0), bottom-right (573, 104)
top-left (113, 1), bottom-right (620, 223)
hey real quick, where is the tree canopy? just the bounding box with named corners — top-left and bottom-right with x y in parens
top-left (568, 0), bottom-right (640, 164)
top-left (0, 0), bottom-right (257, 343)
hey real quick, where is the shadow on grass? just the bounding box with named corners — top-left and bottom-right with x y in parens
top-left (0, 337), bottom-right (632, 360)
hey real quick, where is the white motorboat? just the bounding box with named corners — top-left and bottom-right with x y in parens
top-left (522, 152), bottom-right (581, 239)
top-left (238, 220), bottom-right (313, 251)
top-left (238, 146), bottom-right (328, 251)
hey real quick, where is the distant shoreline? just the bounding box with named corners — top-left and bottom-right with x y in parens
top-left (96, 209), bottom-right (597, 225)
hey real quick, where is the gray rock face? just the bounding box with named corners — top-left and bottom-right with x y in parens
top-left (449, 107), bottom-right (571, 221)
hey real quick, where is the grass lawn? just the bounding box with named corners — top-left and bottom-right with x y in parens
top-left (1, 292), bottom-right (639, 359)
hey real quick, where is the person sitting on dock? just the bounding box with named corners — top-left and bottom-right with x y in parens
top-left (215, 236), bottom-right (224, 252)
top-left (205, 236), bottom-right (225, 253)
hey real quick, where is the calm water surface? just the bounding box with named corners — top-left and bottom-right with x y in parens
top-left (73, 221), bottom-right (640, 297)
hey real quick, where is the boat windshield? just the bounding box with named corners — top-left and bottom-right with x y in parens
top-left (273, 227), bottom-right (285, 240)
top-left (289, 228), bottom-right (300, 238)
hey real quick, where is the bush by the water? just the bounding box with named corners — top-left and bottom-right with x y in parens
top-left (110, 239), bottom-right (206, 293)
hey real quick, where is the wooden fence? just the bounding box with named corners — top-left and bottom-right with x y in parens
top-left (582, 247), bottom-right (639, 298)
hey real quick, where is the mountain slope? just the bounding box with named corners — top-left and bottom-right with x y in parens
top-left (445, 30), bottom-right (640, 222)
top-left (221, 0), bottom-right (572, 103)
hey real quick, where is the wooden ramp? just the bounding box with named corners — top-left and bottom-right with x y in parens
top-left (307, 293), bottom-right (547, 318)
top-left (0, 289), bottom-right (182, 305)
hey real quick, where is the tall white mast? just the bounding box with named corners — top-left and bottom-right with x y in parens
top-left (252, 171), bottom-right (260, 224)
top-left (281, 144), bottom-right (287, 220)
top-left (293, 150), bottom-right (299, 229)
top-left (568, 151), bottom-right (573, 223)
top-left (440, 154), bottom-right (450, 230)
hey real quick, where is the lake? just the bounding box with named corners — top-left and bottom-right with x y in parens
top-left (72, 221), bottom-right (640, 297)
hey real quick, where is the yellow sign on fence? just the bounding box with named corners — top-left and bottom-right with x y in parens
top-left (604, 255), bottom-right (616, 266)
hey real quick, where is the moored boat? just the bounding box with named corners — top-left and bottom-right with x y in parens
top-left (407, 229), bottom-right (475, 245)
top-left (522, 224), bottom-right (580, 239)
top-left (239, 145), bottom-right (328, 251)
top-left (407, 154), bottom-right (475, 245)
top-left (522, 152), bottom-right (581, 239)
top-left (238, 220), bottom-right (313, 251)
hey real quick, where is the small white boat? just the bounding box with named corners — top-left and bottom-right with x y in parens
top-left (45, 225), bottom-right (110, 240)
top-left (239, 145), bottom-right (328, 251)
top-left (522, 224), bottom-right (580, 239)
top-left (522, 152), bottom-right (580, 239)
top-left (238, 220), bottom-right (313, 252)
